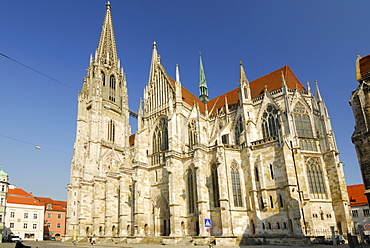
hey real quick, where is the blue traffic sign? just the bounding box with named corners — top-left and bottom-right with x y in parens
top-left (204, 219), bottom-right (212, 227)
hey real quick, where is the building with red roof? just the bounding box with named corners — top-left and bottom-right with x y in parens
top-left (34, 197), bottom-right (67, 240)
top-left (66, 3), bottom-right (352, 245)
top-left (4, 185), bottom-right (44, 241)
top-left (347, 184), bottom-right (370, 229)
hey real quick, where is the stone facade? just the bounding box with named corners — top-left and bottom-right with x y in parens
top-left (66, 2), bottom-right (352, 244)
top-left (350, 54), bottom-right (370, 204)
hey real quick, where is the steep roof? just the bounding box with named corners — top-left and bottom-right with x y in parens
top-left (34, 196), bottom-right (67, 210)
top-left (7, 188), bottom-right (44, 206)
top-left (206, 65), bottom-right (304, 115)
top-left (347, 184), bottom-right (368, 206)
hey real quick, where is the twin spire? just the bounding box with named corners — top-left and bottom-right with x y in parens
top-left (96, 1), bottom-right (118, 66)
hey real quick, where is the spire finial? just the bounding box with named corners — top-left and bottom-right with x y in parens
top-left (315, 80), bottom-right (323, 101)
top-left (199, 52), bottom-right (209, 104)
top-left (106, 1), bottom-right (111, 10)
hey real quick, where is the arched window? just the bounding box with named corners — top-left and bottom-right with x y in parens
top-left (255, 167), bottom-right (259, 182)
top-left (235, 117), bottom-right (244, 145)
top-left (279, 194), bottom-right (284, 208)
top-left (260, 196), bottom-right (265, 209)
top-left (152, 117), bottom-right (168, 165)
top-left (109, 75), bottom-right (116, 102)
top-left (187, 168), bottom-right (198, 214)
top-left (108, 119), bottom-right (115, 142)
top-left (261, 105), bottom-right (279, 139)
top-left (270, 164), bottom-right (274, 179)
top-left (188, 120), bottom-right (198, 150)
top-left (211, 164), bottom-right (220, 208)
top-left (293, 102), bottom-right (313, 138)
top-left (306, 157), bottom-right (326, 199)
top-left (231, 163), bottom-right (243, 207)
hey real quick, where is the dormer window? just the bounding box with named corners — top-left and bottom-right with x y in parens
top-left (47, 204), bottom-right (52, 210)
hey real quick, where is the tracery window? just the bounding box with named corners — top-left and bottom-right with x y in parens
top-left (187, 167), bottom-right (198, 214)
top-left (108, 119), bottom-right (115, 142)
top-left (231, 163), bottom-right (243, 207)
top-left (109, 75), bottom-right (116, 102)
top-left (306, 157), bottom-right (326, 199)
top-left (211, 164), bottom-right (220, 208)
top-left (293, 102), bottom-right (313, 138)
top-left (188, 120), bottom-right (198, 150)
top-left (152, 117), bottom-right (168, 165)
top-left (235, 117), bottom-right (244, 145)
top-left (261, 105), bottom-right (279, 139)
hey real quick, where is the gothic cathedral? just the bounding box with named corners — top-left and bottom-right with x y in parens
top-left (66, 3), bottom-right (352, 245)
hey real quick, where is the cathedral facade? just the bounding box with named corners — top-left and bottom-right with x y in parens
top-left (66, 3), bottom-right (352, 245)
top-left (350, 54), bottom-right (370, 204)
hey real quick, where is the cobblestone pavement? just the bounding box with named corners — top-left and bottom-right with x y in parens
top-left (3, 241), bottom-right (370, 248)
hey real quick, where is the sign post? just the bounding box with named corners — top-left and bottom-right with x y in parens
top-left (204, 219), bottom-right (212, 235)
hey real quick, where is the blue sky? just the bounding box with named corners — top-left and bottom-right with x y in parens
top-left (1, 1), bottom-right (368, 200)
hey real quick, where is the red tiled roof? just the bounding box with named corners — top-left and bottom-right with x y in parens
top-left (206, 65), bottom-right (304, 115)
top-left (347, 184), bottom-right (368, 206)
top-left (8, 188), bottom-right (33, 197)
top-left (34, 197), bottom-right (67, 210)
top-left (7, 188), bottom-right (44, 206)
top-left (359, 54), bottom-right (370, 80)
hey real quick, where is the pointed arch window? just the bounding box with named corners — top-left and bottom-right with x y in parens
top-left (261, 105), bottom-right (279, 139)
top-left (152, 117), bottom-right (169, 165)
top-left (231, 163), bottom-right (243, 207)
top-left (187, 167), bottom-right (198, 214)
top-left (306, 157), bottom-right (326, 199)
top-left (211, 164), bottom-right (220, 208)
top-left (108, 119), bottom-right (115, 142)
top-left (293, 102), bottom-right (313, 138)
top-left (235, 117), bottom-right (244, 145)
top-left (188, 120), bottom-right (198, 150)
top-left (109, 75), bottom-right (116, 102)
top-left (270, 164), bottom-right (274, 179)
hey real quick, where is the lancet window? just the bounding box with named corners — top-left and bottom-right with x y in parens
top-left (108, 119), bottom-right (115, 142)
top-left (231, 163), bottom-right (243, 207)
top-left (187, 167), bottom-right (198, 214)
top-left (211, 164), bottom-right (220, 208)
top-left (235, 117), bottom-right (244, 145)
top-left (293, 102), bottom-right (313, 138)
top-left (152, 117), bottom-right (169, 165)
top-left (188, 120), bottom-right (198, 150)
top-left (261, 105), bottom-right (279, 139)
top-left (306, 157), bottom-right (326, 199)
top-left (109, 75), bottom-right (116, 102)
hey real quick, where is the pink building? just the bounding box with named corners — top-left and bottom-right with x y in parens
top-left (35, 197), bottom-right (67, 240)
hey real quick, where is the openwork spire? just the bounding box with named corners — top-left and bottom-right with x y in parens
top-left (199, 52), bottom-right (209, 104)
top-left (96, 2), bottom-right (118, 66)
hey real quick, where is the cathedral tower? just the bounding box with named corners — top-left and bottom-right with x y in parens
top-left (66, 2), bottom-right (131, 238)
top-left (351, 54), bottom-right (370, 203)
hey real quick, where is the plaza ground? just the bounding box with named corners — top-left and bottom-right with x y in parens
top-left (2, 240), bottom-right (370, 248)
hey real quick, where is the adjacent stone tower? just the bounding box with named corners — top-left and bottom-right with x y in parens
top-left (350, 54), bottom-right (370, 203)
top-left (66, 2), bottom-right (131, 239)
